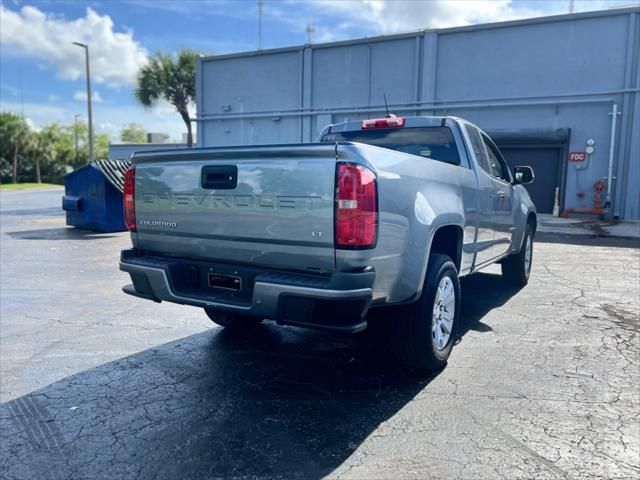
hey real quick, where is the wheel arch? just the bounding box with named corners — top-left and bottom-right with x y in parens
top-left (407, 222), bottom-right (465, 305)
top-left (527, 211), bottom-right (537, 235)
top-left (429, 224), bottom-right (464, 272)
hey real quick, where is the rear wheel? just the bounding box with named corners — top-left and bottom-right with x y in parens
top-left (391, 253), bottom-right (461, 372)
top-left (501, 224), bottom-right (533, 287)
top-left (204, 309), bottom-right (263, 329)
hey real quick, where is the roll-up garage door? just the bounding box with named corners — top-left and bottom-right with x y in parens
top-left (489, 129), bottom-right (569, 214)
top-left (498, 147), bottom-right (562, 214)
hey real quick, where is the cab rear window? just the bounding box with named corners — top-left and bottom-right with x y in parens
top-left (321, 126), bottom-right (460, 165)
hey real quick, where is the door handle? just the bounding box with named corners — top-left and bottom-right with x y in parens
top-left (201, 165), bottom-right (238, 190)
top-left (496, 191), bottom-right (506, 198)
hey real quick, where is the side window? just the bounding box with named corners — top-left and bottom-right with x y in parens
top-left (482, 135), bottom-right (510, 182)
top-left (464, 125), bottom-right (491, 174)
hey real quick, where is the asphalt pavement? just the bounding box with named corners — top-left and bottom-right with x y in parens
top-left (1, 187), bottom-right (638, 479)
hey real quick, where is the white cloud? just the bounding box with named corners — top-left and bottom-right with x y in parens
top-left (0, 100), bottom-right (70, 129)
top-left (48, 94), bottom-right (60, 102)
top-left (0, 99), bottom-right (188, 143)
top-left (0, 5), bottom-right (148, 87)
top-left (24, 117), bottom-right (41, 132)
top-left (96, 121), bottom-right (117, 137)
top-left (298, 0), bottom-right (538, 34)
top-left (279, 0), bottom-right (638, 41)
top-left (1, 83), bottom-right (20, 97)
top-left (73, 90), bottom-right (103, 103)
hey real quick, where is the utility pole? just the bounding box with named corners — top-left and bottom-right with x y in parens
top-left (72, 42), bottom-right (94, 163)
top-left (19, 66), bottom-right (24, 119)
top-left (305, 23), bottom-right (315, 44)
top-left (257, 0), bottom-right (263, 50)
top-left (569, 0), bottom-right (575, 13)
top-left (74, 114), bottom-right (81, 163)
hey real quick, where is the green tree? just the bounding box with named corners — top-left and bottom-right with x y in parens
top-left (31, 129), bottom-right (55, 184)
top-left (135, 50), bottom-right (196, 147)
top-left (94, 132), bottom-right (109, 160)
top-left (120, 123), bottom-right (146, 143)
top-left (44, 123), bottom-right (82, 169)
top-left (0, 114), bottom-right (111, 184)
top-left (36, 125), bottom-right (74, 183)
top-left (22, 130), bottom-right (40, 183)
top-left (0, 112), bottom-right (31, 183)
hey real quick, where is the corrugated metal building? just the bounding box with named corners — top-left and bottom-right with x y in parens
top-left (196, 7), bottom-right (640, 219)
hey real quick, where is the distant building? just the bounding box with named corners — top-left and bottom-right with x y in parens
top-left (146, 132), bottom-right (170, 144)
top-left (182, 132), bottom-right (197, 144)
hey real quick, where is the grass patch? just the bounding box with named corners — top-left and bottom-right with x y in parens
top-left (0, 183), bottom-right (62, 191)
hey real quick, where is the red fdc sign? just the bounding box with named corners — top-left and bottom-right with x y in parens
top-left (569, 152), bottom-right (587, 162)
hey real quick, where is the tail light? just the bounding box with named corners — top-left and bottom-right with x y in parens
top-left (123, 167), bottom-right (136, 231)
top-left (361, 117), bottom-right (405, 129)
top-left (335, 164), bottom-right (377, 248)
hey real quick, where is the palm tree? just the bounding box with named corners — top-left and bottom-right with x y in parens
top-left (31, 130), bottom-right (55, 184)
top-left (18, 130), bottom-right (39, 183)
top-left (135, 50), bottom-right (197, 147)
top-left (0, 113), bottom-right (31, 183)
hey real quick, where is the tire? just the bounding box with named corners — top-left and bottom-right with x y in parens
top-left (501, 224), bottom-right (533, 287)
top-left (204, 308), bottom-right (263, 329)
top-left (391, 253), bottom-right (461, 372)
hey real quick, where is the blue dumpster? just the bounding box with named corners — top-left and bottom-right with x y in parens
top-left (62, 163), bottom-right (126, 232)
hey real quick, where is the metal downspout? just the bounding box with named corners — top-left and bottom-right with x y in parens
top-left (606, 103), bottom-right (621, 209)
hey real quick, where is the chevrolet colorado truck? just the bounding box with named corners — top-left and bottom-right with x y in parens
top-left (120, 116), bottom-right (536, 371)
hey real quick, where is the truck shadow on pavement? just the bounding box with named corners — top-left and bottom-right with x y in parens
top-left (5, 227), bottom-right (122, 240)
top-left (458, 272), bottom-right (522, 336)
top-left (0, 273), bottom-right (519, 480)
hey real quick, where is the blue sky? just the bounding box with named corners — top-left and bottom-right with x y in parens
top-left (1, 0), bottom-right (637, 141)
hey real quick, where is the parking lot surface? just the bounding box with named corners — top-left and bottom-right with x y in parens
top-left (1, 188), bottom-right (639, 480)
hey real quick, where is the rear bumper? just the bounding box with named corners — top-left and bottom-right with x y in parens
top-left (119, 249), bottom-right (374, 333)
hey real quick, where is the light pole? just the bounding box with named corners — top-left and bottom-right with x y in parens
top-left (72, 42), bottom-right (94, 163)
top-left (74, 114), bottom-right (81, 163)
top-left (305, 23), bottom-right (315, 44)
top-left (257, 0), bottom-right (263, 50)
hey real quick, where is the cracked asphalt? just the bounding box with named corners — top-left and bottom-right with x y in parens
top-left (1, 187), bottom-right (639, 480)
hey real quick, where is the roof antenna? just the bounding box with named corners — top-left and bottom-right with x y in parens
top-left (383, 93), bottom-right (396, 118)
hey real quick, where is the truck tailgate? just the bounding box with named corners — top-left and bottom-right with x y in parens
top-left (132, 145), bottom-right (336, 274)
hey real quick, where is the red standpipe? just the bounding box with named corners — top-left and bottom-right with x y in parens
top-left (561, 179), bottom-right (606, 218)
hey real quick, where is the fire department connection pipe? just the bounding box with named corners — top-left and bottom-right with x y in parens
top-left (606, 103), bottom-right (620, 208)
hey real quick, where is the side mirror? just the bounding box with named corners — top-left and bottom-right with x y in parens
top-left (513, 166), bottom-right (534, 185)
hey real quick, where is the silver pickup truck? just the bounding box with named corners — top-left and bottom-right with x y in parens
top-left (120, 116), bottom-right (536, 371)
